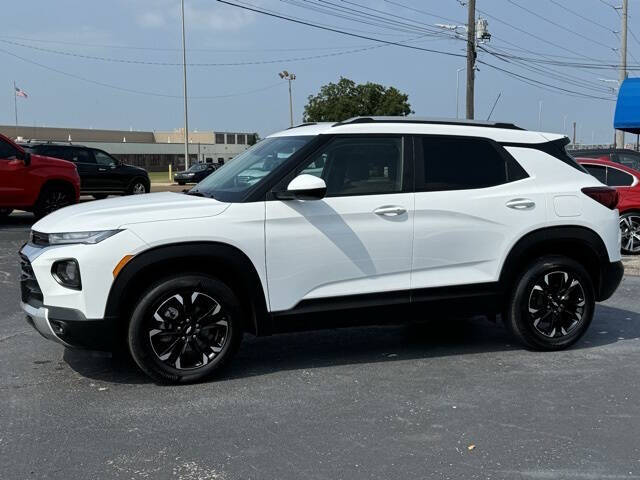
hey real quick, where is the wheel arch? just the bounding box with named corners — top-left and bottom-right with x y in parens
top-left (105, 241), bottom-right (270, 338)
top-left (499, 226), bottom-right (611, 301)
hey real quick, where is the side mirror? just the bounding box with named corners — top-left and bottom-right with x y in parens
top-left (275, 174), bottom-right (327, 200)
top-left (17, 150), bottom-right (31, 166)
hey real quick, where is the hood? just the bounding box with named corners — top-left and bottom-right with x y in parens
top-left (31, 154), bottom-right (77, 170)
top-left (33, 192), bottom-right (230, 233)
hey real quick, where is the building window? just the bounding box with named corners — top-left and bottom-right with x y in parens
top-left (215, 133), bottom-right (225, 144)
top-left (226, 134), bottom-right (236, 144)
top-left (237, 134), bottom-right (246, 145)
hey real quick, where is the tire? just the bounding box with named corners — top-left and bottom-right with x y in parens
top-left (620, 212), bottom-right (640, 255)
top-left (177, 181), bottom-right (185, 186)
top-left (127, 274), bottom-right (243, 383)
top-left (127, 178), bottom-right (149, 195)
top-left (33, 185), bottom-right (74, 219)
top-left (93, 194), bottom-right (109, 200)
top-left (0, 208), bottom-right (12, 218)
top-left (504, 255), bottom-right (595, 351)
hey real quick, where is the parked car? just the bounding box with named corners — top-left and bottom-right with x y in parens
top-left (173, 163), bottom-right (217, 185)
top-left (0, 134), bottom-right (80, 218)
top-left (20, 143), bottom-right (150, 199)
top-left (576, 157), bottom-right (640, 255)
top-left (570, 148), bottom-right (640, 170)
top-left (20, 117), bottom-right (623, 383)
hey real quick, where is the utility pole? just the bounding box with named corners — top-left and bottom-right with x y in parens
top-left (573, 122), bottom-right (577, 145)
top-left (466, 0), bottom-right (476, 119)
top-left (617, 0), bottom-right (628, 149)
top-left (456, 67), bottom-right (465, 119)
top-left (538, 100), bottom-right (543, 130)
top-left (13, 81), bottom-right (18, 138)
top-left (181, 0), bottom-right (190, 170)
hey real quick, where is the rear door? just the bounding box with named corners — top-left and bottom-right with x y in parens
top-left (265, 135), bottom-right (414, 312)
top-left (411, 135), bottom-right (545, 293)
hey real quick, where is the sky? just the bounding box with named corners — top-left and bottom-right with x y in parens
top-left (1, 0), bottom-right (636, 143)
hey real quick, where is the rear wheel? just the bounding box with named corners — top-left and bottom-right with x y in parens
top-left (33, 185), bottom-right (74, 219)
top-left (620, 212), bottom-right (640, 255)
top-left (127, 274), bottom-right (243, 383)
top-left (504, 255), bottom-right (595, 351)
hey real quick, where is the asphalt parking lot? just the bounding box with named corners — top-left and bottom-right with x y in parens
top-left (2, 211), bottom-right (640, 479)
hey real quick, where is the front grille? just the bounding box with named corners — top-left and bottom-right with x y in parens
top-left (31, 231), bottom-right (49, 247)
top-left (20, 254), bottom-right (43, 307)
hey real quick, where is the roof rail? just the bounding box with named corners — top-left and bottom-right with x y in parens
top-left (287, 122), bottom-right (318, 130)
top-left (332, 116), bottom-right (524, 131)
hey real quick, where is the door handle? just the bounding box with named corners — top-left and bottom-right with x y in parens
top-left (506, 198), bottom-right (535, 210)
top-left (374, 205), bottom-right (407, 216)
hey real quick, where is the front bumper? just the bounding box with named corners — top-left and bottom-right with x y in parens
top-left (21, 301), bottom-right (114, 350)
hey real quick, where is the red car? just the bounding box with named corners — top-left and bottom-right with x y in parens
top-left (577, 157), bottom-right (640, 255)
top-left (0, 133), bottom-right (80, 219)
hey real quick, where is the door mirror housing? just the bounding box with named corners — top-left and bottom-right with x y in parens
top-left (275, 174), bottom-right (327, 200)
top-left (17, 149), bottom-right (31, 166)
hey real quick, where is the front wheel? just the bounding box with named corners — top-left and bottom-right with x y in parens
top-left (128, 179), bottom-right (149, 195)
top-left (620, 212), bottom-right (640, 255)
top-left (127, 274), bottom-right (243, 383)
top-left (504, 256), bottom-right (595, 351)
top-left (33, 185), bottom-right (74, 219)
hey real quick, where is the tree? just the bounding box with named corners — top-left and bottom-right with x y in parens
top-left (303, 77), bottom-right (413, 122)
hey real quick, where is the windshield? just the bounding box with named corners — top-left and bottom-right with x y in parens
top-left (187, 164), bottom-right (207, 172)
top-left (191, 136), bottom-right (313, 202)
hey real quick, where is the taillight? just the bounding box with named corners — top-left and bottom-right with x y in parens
top-left (581, 187), bottom-right (619, 210)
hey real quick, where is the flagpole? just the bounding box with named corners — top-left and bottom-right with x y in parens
top-left (13, 80), bottom-right (18, 138)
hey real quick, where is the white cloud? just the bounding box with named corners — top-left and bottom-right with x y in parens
top-left (132, 0), bottom-right (255, 31)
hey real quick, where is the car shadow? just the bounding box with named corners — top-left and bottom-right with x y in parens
top-left (63, 304), bottom-right (640, 385)
top-left (0, 212), bottom-right (35, 230)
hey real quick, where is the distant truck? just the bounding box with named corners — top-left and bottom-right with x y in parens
top-left (0, 134), bottom-right (80, 218)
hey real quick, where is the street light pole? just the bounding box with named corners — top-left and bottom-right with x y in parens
top-left (279, 71), bottom-right (296, 127)
top-left (456, 67), bottom-right (465, 119)
top-left (617, 0), bottom-right (628, 149)
top-left (181, 0), bottom-right (190, 170)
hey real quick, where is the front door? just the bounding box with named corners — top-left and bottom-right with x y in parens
top-left (0, 138), bottom-right (27, 206)
top-left (92, 149), bottom-right (122, 191)
top-left (265, 135), bottom-right (414, 312)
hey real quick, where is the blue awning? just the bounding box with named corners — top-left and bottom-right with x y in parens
top-left (614, 78), bottom-right (640, 134)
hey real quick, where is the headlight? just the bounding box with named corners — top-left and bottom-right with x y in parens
top-left (187, 173), bottom-right (195, 176)
top-left (47, 230), bottom-right (122, 245)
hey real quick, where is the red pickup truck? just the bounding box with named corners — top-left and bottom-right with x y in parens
top-left (0, 133), bottom-right (80, 219)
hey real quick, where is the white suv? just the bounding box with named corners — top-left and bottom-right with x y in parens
top-left (20, 117), bottom-right (624, 383)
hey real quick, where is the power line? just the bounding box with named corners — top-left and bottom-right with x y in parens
top-left (0, 37), bottom-right (391, 67)
top-left (506, 0), bottom-right (617, 51)
top-left (548, 0), bottom-right (617, 33)
top-left (0, 47), bottom-right (287, 99)
top-left (215, 0), bottom-right (466, 58)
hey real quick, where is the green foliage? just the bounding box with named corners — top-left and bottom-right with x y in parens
top-left (303, 77), bottom-right (413, 122)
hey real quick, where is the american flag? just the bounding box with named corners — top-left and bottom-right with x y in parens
top-left (15, 86), bottom-right (28, 98)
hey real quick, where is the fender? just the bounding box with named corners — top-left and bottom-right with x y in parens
top-left (499, 225), bottom-right (610, 299)
top-left (104, 241), bottom-right (270, 336)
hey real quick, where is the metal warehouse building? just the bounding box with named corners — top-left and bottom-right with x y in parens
top-left (0, 125), bottom-right (257, 171)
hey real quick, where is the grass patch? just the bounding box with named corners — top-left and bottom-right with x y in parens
top-left (148, 171), bottom-right (173, 184)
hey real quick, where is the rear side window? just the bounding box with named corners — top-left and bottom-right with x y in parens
top-left (607, 167), bottom-right (635, 186)
top-left (40, 146), bottom-right (70, 161)
top-left (417, 136), bottom-right (528, 191)
top-left (584, 164), bottom-right (607, 184)
top-left (70, 148), bottom-right (94, 163)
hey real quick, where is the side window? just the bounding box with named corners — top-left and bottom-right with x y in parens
top-left (93, 150), bottom-right (115, 166)
top-left (70, 149), bottom-right (95, 164)
top-left (607, 167), bottom-right (635, 187)
top-left (0, 139), bottom-right (17, 159)
top-left (418, 136), bottom-right (526, 191)
top-left (297, 136), bottom-right (404, 197)
top-left (584, 164), bottom-right (607, 184)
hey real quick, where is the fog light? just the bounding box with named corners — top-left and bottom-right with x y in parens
top-left (51, 259), bottom-right (82, 290)
top-left (50, 320), bottom-right (66, 336)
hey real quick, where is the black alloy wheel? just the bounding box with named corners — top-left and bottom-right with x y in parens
top-left (128, 274), bottom-right (242, 383)
top-left (34, 187), bottom-right (73, 219)
top-left (504, 255), bottom-right (595, 351)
